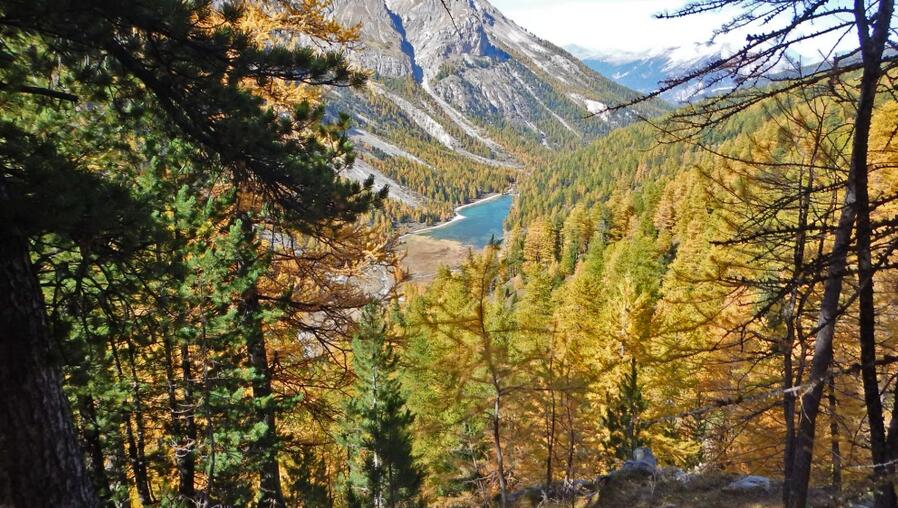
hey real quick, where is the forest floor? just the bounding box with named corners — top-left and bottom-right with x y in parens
top-left (506, 471), bottom-right (855, 508)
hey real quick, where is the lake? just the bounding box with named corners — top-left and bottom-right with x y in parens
top-left (419, 194), bottom-right (513, 249)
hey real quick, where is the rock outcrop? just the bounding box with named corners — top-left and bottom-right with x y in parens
top-left (618, 447), bottom-right (657, 476)
top-left (506, 448), bottom-right (855, 507)
top-left (723, 475), bottom-right (772, 493)
top-left (331, 0), bottom-right (656, 139)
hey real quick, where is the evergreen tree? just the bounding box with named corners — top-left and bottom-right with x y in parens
top-left (0, 2), bottom-right (380, 504)
top-left (342, 305), bottom-right (424, 508)
top-left (286, 448), bottom-right (333, 508)
top-left (601, 358), bottom-right (647, 462)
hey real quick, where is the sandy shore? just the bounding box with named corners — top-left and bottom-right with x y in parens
top-left (399, 235), bottom-right (472, 284)
top-left (398, 190), bottom-right (513, 284)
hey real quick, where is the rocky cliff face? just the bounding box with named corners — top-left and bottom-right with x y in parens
top-left (327, 0), bottom-right (665, 213)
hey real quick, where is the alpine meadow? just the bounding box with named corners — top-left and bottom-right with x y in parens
top-left (4, 1), bottom-right (898, 507)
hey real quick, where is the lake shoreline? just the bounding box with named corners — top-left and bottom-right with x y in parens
top-left (398, 190), bottom-right (513, 282)
top-left (399, 190), bottom-right (512, 240)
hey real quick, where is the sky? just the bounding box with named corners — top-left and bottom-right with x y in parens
top-left (489, 0), bottom-right (855, 59)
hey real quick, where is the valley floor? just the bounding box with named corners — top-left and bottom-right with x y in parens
top-left (398, 191), bottom-right (510, 282)
top-left (399, 234), bottom-right (472, 283)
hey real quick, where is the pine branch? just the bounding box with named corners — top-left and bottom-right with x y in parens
top-left (1, 83), bottom-right (78, 102)
top-left (438, 0), bottom-right (461, 36)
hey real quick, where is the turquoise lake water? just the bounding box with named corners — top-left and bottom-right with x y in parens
top-left (420, 194), bottom-right (513, 249)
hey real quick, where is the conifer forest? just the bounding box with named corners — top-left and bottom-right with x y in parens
top-left (3, 1), bottom-right (898, 507)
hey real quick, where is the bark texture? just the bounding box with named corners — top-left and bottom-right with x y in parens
top-left (0, 229), bottom-right (97, 506)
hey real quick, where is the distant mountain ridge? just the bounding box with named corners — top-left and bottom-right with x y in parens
top-left (325, 0), bottom-right (667, 220)
top-left (567, 43), bottom-right (810, 104)
top-left (566, 43), bottom-right (744, 103)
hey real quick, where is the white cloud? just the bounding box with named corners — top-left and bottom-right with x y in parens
top-left (490, 0), bottom-right (728, 53)
top-left (490, 0), bottom-right (854, 59)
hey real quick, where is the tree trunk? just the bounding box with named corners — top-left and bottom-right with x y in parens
top-left (788, 2), bottom-right (893, 505)
top-left (243, 288), bottom-right (285, 508)
top-left (110, 337), bottom-right (153, 505)
top-left (123, 406), bottom-right (153, 505)
top-left (545, 390), bottom-right (556, 493)
top-left (564, 391), bottom-right (575, 483)
top-left (237, 212), bottom-right (285, 508)
top-left (179, 343), bottom-right (198, 500)
top-left (856, 240), bottom-right (896, 508)
top-left (783, 156), bottom-right (813, 508)
top-left (0, 226), bottom-right (97, 506)
top-left (128, 341), bottom-right (154, 505)
top-left (163, 331), bottom-right (197, 502)
top-left (492, 387), bottom-right (508, 508)
top-left (885, 373), bottom-right (898, 471)
top-left (77, 392), bottom-right (113, 503)
top-left (782, 337), bottom-right (796, 507)
top-left (851, 1), bottom-right (896, 505)
top-left (828, 378), bottom-right (842, 492)
top-left (787, 140), bottom-right (856, 508)
top-left (371, 358), bottom-right (383, 508)
top-left (544, 349), bottom-right (557, 493)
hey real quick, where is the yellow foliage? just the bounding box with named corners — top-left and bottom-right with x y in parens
top-left (206, 1), bottom-right (363, 108)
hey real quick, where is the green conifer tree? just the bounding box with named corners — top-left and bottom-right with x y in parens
top-left (286, 448), bottom-right (333, 508)
top-left (342, 305), bottom-right (424, 508)
top-left (1, 2), bottom-right (381, 503)
top-left (601, 358), bottom-right (648, 462)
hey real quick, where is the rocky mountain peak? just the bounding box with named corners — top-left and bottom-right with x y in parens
top-left (327, 0), bottom-right (667, 215)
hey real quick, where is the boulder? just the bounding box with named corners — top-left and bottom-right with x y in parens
top-left (658, 466), bottom-right (691, 484)
top-left (723, 475), bottom-right (771, 493)
top-left (619, 447), bottom-right (657, 475)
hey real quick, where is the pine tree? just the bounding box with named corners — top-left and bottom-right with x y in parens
top-left (601, 358), bottom-right (647, 462)
top-left (1, 2), bottom-right (380, 503)
top-left (286, 448), bottom-right (333, 508)
top-left (342, 305), bottom-right (424, 508)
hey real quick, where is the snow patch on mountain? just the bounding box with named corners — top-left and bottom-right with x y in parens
top-left (327, 0), bottom-right (666, 206)
top-left (568, 93), bottom-right (609, 120)
top-left (370, 84), bottom-right (457, 149)
top-left (370, 83), bottom-right (517, 168)
top-left (512, 72), bottom-right (579, 138)
top-left (569, 42), bottom-right (802, 103)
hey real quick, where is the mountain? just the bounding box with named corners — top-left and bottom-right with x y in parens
top-left (566, 43), bottom-right (744, 103)
top-left (567, 43), bottom-right (813, 104)
top-left (327, 0), bottom-right (667, 222)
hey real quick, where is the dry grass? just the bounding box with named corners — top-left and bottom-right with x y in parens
top-left (399, 235), bottom-right (472, 283)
